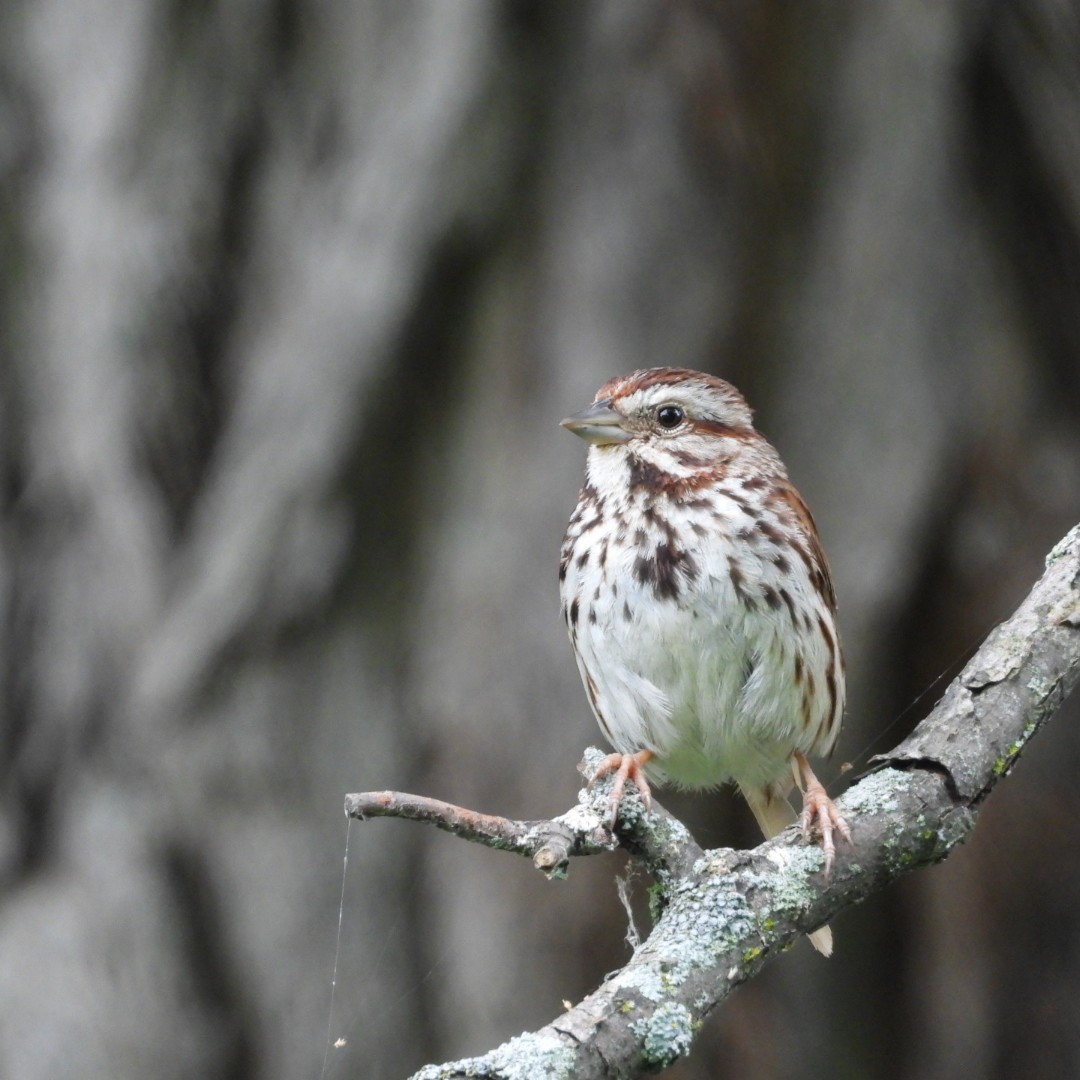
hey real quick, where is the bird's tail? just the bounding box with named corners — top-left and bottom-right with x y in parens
top-left (741, 784), bottom-right (833, 957)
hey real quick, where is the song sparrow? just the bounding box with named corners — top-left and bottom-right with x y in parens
top-left (560, 367), bottom-right (849, 955)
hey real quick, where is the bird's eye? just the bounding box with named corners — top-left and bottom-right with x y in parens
top-left (656, 405), bottom-right (685, 429)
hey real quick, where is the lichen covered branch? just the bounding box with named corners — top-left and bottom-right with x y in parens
top-left (348, 524), bottom-right (1080, 1080)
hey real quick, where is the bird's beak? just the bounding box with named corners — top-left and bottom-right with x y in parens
top-left (560, 399), bottom-right (632, 446)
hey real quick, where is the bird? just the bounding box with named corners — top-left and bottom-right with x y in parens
top-left (559, 367), bottom-right (849, 954)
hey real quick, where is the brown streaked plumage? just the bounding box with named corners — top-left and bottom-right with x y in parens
top-left (560, 367), bottom-right (849, 956)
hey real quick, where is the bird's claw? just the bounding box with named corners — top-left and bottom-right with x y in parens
top-left (591, 750), bottom-right (654, 828)
top-left (799, 777), bottom-right (851, 877)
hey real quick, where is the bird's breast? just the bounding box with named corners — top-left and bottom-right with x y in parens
top-left (561, 481), bottom-right (842, 787)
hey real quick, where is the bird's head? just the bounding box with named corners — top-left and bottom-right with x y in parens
top-left (561, 367), bottom-right (755, 453)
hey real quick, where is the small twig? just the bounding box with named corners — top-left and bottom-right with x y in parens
top-left (346, 790), bottom-right (551, 854)
top-left (346, 788), bottom-right (614, 877)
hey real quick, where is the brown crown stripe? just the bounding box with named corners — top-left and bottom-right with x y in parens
top-left (599, 366), bottom-right (747, 398)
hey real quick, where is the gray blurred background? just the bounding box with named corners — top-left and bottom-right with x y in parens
top-left (1, 2), bottom-right (1079, 1078)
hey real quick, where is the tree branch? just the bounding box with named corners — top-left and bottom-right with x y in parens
top-left (346, 523), bottom-right (1080, 1080)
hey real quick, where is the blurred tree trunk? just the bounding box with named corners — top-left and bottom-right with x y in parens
top-left (0, 2), bottom-right (1078, 1079)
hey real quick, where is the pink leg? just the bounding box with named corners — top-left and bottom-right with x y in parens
top-left (794, 752), bottom-right (851, 877)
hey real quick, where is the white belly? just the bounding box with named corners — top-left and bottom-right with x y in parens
top-left (563, 507), bottom-right (835, 793)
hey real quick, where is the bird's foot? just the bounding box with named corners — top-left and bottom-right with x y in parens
top-left (591, 749), bottom-right (654, 828)
top-left (795, 753), bottom-right (851, 877)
